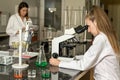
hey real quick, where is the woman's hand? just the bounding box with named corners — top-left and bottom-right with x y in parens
top-left (16, 27), bottom-right (26, 35)
top-left (22, 27), bottom-right (26, 31)
top-left (49, 58), bottom-right (60, 66)
top-left (49, 66), bottom-right (59, 74)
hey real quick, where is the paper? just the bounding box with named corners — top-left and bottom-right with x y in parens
top-left (12, 52), bottom-right (38, 59)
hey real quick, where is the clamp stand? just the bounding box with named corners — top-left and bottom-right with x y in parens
top-left (12, 29), bottom-right (29, 69)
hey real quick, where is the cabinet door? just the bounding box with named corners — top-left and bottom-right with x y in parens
top-left (108, 5), bottom-right (120, 40)
top-left (0, 12), bottom-right (9, 33)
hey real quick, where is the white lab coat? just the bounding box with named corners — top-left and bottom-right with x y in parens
top-left (6, 13), bottom-right (32, 46)
top-left (59, 32), bottom-right (120, 80)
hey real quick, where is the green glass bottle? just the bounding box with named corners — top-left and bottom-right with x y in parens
top-left (35, 45), bottom-right (48, 68)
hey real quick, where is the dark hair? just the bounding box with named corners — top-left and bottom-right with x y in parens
top-left (18, 2), bottom-right (29, 18)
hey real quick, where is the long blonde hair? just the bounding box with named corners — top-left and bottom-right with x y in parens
top-left (86, 6), bottom-right (120, 55)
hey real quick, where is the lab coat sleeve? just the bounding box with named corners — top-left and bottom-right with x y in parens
top-left (28, 18), bottom-right (38, 31)
top-left (6, 16), bottom-right (18, 36)
top-left (59, 35), bottom-right (106, 70)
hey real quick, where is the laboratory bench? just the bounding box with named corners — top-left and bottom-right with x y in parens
top-left (0, 56), bottom-right (92, 80)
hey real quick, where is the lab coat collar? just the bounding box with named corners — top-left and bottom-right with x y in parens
top-left (15, 13), bottom-right (26, 27)
top-left (95, 32), bottom-right (105, 38)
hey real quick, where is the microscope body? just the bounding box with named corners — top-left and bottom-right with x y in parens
top-left (52, 34), bottom-right (75, 56)
top-left (51, 25), bottom-right (88, 58)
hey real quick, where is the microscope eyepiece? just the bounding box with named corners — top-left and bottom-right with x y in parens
top-left (74, 25), bottom-right (88, 34)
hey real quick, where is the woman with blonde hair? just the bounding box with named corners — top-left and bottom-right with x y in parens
top-left (49, 5), bottom-right (120, 80)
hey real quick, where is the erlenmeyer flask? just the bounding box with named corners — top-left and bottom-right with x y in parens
top-left (40, 45), bottom-right (48, 68)
top-left (35, 45), bottom-right (48, 68)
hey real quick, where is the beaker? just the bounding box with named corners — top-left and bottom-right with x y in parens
top-left (28, 69), bottom-right (36, 78)
top-left (14, 69), bottom-right (22, 79)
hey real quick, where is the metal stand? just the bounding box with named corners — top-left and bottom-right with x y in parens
top-left (12, 29), bottom-right (29, 69)
top-left (12, 64), bottom-right (29, 69)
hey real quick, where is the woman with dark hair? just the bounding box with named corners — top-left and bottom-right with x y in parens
top-left (6, 2), bottom-right (32, 46)
top-left (49, 5), bottom-right (120, 80)
top-left (18, 2), bottom-right (29, 19)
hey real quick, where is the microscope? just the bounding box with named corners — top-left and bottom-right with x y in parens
top-left (50, 25), bottom-right (88, 79)
top-left (52, 25), bottom-right (88, 59)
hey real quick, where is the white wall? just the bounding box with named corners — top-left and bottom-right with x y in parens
top-left (39, 0), bottom-right (45, 41)
top-left (63, 0), bottom-right (85, 8)
top-left (0, 0), bottom-right (39, 16)
top-left (0, 0), bottom-right (22, 15)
